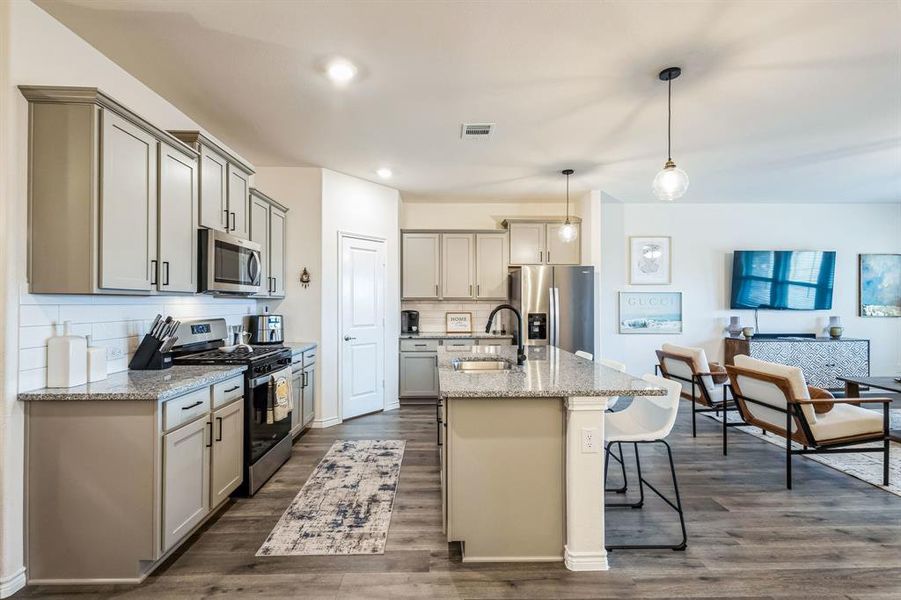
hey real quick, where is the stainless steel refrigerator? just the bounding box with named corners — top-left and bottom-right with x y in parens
top-left (509, 265), bottom-right (595, 355)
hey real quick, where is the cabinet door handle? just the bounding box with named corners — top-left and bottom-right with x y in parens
top-left (476, 284), bottom-right (480, 297)
top-left (435, 355), bottom-right (439, 366)
top-left (538, 250), bottom-right (543, 263)
top-left (302, 372), bottom-right (308, 388)
top-left (469, 284), bottom-right (472, 296)
top-left (344, 335), bottom-right (356, 341)
top-left (223, 209), bottom-right (229, 228)
top-left (163, 261), bottom-right (170, 286)
top-left (435, 283), bottom-right (439, 296)
top-left (181, 400), bottom-right (204, 410)
top-left (230, 211), bottom-right (236, 231)
top-left (150, 259), bottom-right (158, 285)
top-left (272, 277), bottom-right (277, 294)
top-left (216, 416), bottom-right (223, 442)
top-left (224, 386), bottom-right (240, 393)
top-left (547, 251), bottom-right (551, 263)
top-left (206, 420), bottom-right (213, 448)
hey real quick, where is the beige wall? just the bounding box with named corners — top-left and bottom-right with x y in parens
top-left (400, 198), bottom-right (566, 230)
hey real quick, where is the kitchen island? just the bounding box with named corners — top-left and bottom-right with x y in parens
top-left (438, 344), bottom-right (664, 571)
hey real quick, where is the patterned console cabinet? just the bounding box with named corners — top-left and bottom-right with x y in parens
top-left (724, 337), bottom-right (870, 390)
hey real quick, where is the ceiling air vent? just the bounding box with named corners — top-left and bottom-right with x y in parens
top-left (461, 122), bottom-right (495, 139)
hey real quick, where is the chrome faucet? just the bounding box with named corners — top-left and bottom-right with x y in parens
top-left (486, 304), bottom-right (526, 365)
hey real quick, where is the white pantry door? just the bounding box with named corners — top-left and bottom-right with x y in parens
top-left (340, 235), bottom-right (386, 419)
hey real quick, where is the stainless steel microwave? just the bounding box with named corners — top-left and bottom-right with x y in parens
top-left (199, 229), bottom-right (262, 295)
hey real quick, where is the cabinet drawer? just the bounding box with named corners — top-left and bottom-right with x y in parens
top-left (442, 339), bottom-right (475, 348)
top-left (212, 376), bottom-right (244, 409)
top-left (400, 339), bottom-right (440, 352)
top-left (303, 348), bottom-right (317, 365)
top-left (477, 338), bottom-right (511, 346)
top-left (163, 387), bottom-right (211, 432)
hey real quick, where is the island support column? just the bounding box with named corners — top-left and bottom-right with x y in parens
top-left (563, 396), bottom-right (609, 571)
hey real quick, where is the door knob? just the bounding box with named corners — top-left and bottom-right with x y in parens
top-left (344, 335), bottom-right (356, 341)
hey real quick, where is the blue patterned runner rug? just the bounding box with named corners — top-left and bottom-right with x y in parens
top-left (257, 439), bottom-right (406, 556)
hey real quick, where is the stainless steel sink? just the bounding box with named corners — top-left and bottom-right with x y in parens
top-left (452, 359), bottom-right (512, 372)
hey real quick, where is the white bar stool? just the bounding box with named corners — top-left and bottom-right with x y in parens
top-left (604, 374), bottom-right (687, 551)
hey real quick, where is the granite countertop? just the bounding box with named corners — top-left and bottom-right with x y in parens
top-left (284, 341), bottom-right (318, 355)
top-left (438, 345), bottom-right (665, 399)
top-left (400, 332), bottom-right (514, 340)
top-left (18, 365), bottom-right (247, 402)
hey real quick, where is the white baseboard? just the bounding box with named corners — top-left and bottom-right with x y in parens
top-left (312, 416), bottom-right (342, 429)
top-left (0, 566), bottom-right (26, 598)
top-left (384, 401), bottom-right (400, 412)
top-left (563, 546), bottom-right (609, 571)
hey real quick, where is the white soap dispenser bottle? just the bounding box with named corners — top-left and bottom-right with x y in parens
top-left (47, 321), bottom-right (88, 388)
top-left (86, 335), bottom-right (108, 383)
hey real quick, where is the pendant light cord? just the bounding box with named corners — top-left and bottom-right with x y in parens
top-left (565, 172), bottom-right (570, 222)
top-left (667, 77), bottom-right (672, 161)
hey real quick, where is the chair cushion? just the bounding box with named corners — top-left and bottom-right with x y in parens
top-left (807, 385), bottom-right (835, 415)
top-left (808, 404), bottom-right (883, 443)
top-left (733, 355), bottom-right (816, 424)
top-left (661, 343), bottom-right (714, 392)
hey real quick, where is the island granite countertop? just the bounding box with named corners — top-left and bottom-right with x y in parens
top-left (18, 365), bottom-right (247, 402)
top-left (438, 345), bottom-right (665, 399)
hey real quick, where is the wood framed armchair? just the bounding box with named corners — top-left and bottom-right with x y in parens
top-left (655, 343), bottom-right (742, 454)
top-left (726, 355), bottom-right (891, 489)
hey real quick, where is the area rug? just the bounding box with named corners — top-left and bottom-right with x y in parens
top-left (256, 439), bottom-right (405, 556)
top-left (703, 409), bottom-right (901, 497)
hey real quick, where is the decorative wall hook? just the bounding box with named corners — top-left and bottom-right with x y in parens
top-left (300, 268), bottom-right (311, 288)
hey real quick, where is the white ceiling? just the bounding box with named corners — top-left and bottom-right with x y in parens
top-left (36, 0), bottom-right (901, 204)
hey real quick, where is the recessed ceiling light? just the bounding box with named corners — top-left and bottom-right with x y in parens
top-left (325, 58), bottom-right (357, 85)
top-left (376, 167), bottom-right (393, 179)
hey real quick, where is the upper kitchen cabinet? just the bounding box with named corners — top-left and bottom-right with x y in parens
top-left (508, 222), bottom-right (545, 265)
top-left (168, 131), bottom-right (255, 240)
top-left (402, 233), bottom-right (441, 299)
top-left (475, 233), bottom-right (509, 299)
top-left (158, 142), bottom-right (199, 293)
top-left (249, 188), bottom-right (288, 299)
top-left (402, 231), bottom-right (509, 300)
top-left (21, 86), bottom-right (199, 295)
top-left (545, 223), bottom-right (580, 265)
top-left (442, 233), bottom-right (475, 299)
top-left (506, 219), bottom-right (581, 266)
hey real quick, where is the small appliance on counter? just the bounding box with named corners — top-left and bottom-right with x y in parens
top-left (401, 310), bottom-right (420, 334)
top-left (246, 312), bottom-right (284, 344)
top-left (47, 321), bottom-right (87, 388)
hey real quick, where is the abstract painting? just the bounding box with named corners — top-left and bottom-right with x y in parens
top-left (619, 291), bottom-right (683, 334)
top-left (860, 254), bottom-right (901, 317)
top-left (630, 236), bottom-right (671, 285)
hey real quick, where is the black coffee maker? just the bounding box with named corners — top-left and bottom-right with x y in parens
top-left (401, 310), bottom-right (420, 334)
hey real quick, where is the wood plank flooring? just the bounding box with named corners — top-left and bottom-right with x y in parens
top-left (17, 402), bottom-right (901, 599)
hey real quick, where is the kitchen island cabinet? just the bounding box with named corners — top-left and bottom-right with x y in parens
top-left (437, 345), bottom-right (663, 570)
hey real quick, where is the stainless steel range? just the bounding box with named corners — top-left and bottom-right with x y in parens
top-left (170, 318), bottom-right (293, 495)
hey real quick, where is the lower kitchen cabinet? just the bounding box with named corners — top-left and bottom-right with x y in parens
top-left (400, 352), bottom-right (440, 398)
top-left (302, 360), bottom-right (316, 428)
top-left (210, 399), bottom-right (244, 507)
top-left (163, 416), bottom-right (210, 552)
top-left (25, 374), bottom-right (246, 583)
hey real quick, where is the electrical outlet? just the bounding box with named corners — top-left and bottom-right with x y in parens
top-left (107, 346), bottom-right (125, 360)
top-left (581, 427), bottom-right (601, 454)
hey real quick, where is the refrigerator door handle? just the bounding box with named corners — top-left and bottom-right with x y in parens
top-left (553, 287), bottom-right (561, 347)
top-left (548, 286), bottom-right (555, 347)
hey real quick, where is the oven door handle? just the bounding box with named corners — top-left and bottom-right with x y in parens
top-left (250, 374), bottom-right (273, 388)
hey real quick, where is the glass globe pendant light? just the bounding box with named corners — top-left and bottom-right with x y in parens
top-left (652, 66), bottom-right (689, 201)
top-left (558, 169), bottom-right (578, 242)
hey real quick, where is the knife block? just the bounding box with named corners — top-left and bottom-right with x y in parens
top-left (128, 335), bottom-right (173, 370)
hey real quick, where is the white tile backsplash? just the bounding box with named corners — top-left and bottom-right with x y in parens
top-left (401, 300), bottom-right (512, 334)
top-left (17, 294), bottom-right (258, 392)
